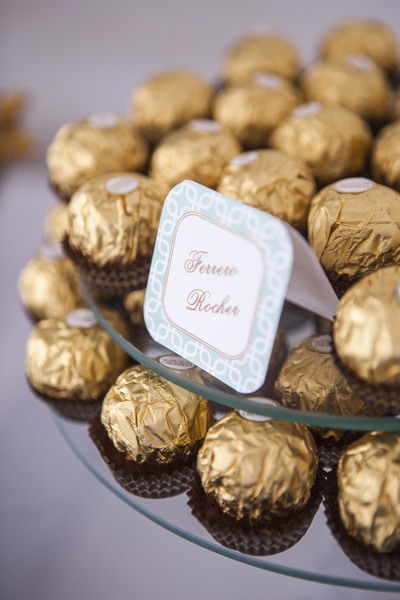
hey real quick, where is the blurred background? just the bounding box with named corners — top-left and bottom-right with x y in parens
top-left (1, 1), bottom-right (400, 599)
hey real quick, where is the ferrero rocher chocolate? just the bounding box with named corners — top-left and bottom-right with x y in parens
top-left (44, 202), bottom-right (69, 243)
top-left (18, 242), bottom-right (84, 321)
top-left (129, 70), bottom-right (213, 145)
top-left (371, 121), bottom-right (400, 192)
top-left (319, 19), bottom-right (399, 74)
top-left (150, 120), bottom-right (241, 189)
top-left (123, 289), bottom-right (146, 327)
top-left (308, 179), bottom-right (400, 288)
top-left (338, 431), bottom-right (400, 553)
top-left (334, 266), bottom-right (400, 386)
top-left (300, 55), bottom-right (391, 124)
top-left (101, 364), bottom-right (213, 465)
top-left (213, 73), bottom-right (302, 149)
top-left (222, 33), bottom-right (300, 84)
top-left (46, 112), bottom-right (148, 200)
top-left (270, 103), bottom-right (372, 184)
top-left (25, 308), bottom-right (129, 401)
top-left (217, 149), bottom-right (315, 231)
top-left (197, 411), bottom-right (317, 523)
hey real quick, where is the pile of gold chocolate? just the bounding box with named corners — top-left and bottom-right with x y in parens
top-left (0, 91), bottom-right (34, 164)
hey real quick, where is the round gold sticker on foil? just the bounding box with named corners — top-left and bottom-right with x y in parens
top-left (334, 177), bottom-right (375, 194)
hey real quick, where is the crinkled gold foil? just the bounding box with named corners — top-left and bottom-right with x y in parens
top-left (46, 115), bottom-right (148, 199)
top-left (150, 121), bottom-right (241, 189)
top-left (334, 266), bottom-right (400, 386)
top-left (123, 289), bottom-right (146, 327)
top-left (213, 76), bottom-right (302, 149)
top-left (319, 20), bottom-right (399, 74)
top-left (67, 172), bottom-right (166, 268)
top-left (44, 202), bottom-right (69, 243)
top-left (338, 431), bottom-right (400, 552)
top-left (308, 181), bottom-right (400, 283)
top-left (275, 335), bottom-right (377, 441)
top-left (371, 121), bottom-right (400, 192)
top-left (222, 34), bottom-right (300, 84)
top-left (130, 70), bottom-right (213, 145)
top-left (270, 104), bottom-right (372, 184)
top-left (217, 149), bottom-right (315, 231)
top-left (25, 310), bottom-right (129, 401)
top-left (101, 364), bottom-right (213, 464)
top-left (197, 411), bottom-right (317, 523)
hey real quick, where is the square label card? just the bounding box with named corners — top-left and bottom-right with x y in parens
top-left (144, 181), bottom-right (338, 394)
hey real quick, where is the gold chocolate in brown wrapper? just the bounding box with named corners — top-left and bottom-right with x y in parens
top-left (270, 103), bottom-right (372, 184)
top-left (371, 121), bottom-right (400, 192)
top-left (197, 411), bottom-right (317, 524)
top-left (150, 120), bottom-right (241, 189)
top-left (101, 364), bottom-right (213, 465)
top-left (18, 242), bottom-right (84, 321)
top-left (213, 73), bottom-right (302, 149)
top-left (44, 202), bottom-right (69, 243)
top-left (222, 33), bottom-right (300, 85)
top-left (319, 19), bottom-right (399, 74)
top-left (46, 112), bottom-right (148, 200)
top-left (300, 55), bottom-right (391, 124)
top-left (129, 70), bottom-right (213, 145)
top-left (123, 289), bottom-right (146, 327)
top-left (334, 266), bottom-right (400, 386)
top-left (338, 431), bottom-right (400, 553)
top-left (308, 179), bottom-right (400, 287)
top-left (217, 149), bottom-right (315, 232)
top-left (25, 308), bottom-right (129, 402)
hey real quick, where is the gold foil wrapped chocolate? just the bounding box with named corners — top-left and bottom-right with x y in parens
top-left (338, 431), bottom-right (400, 553)
top-left (25, 308), bottom-right (129, 401)
top-left (150, 120), bottom-right (241, 189)
top-left (44, 202), bottom-right (69, 243)
top-left (334, 266), bottom-right (400, 386)
top-left (308, 179), bottom-right (400, 286)
top-left (101, 364), bottom-right (213, 464)
top-left (46, 112), bottom-right (148, 199)
top-left (217, 149), bottom-right (315, 231)
top-left (270, 103), bottom-right (372, 184)
top-left (129, 70), bottom-right (213, 145)
top-left (197, 411), bottom-right (317, 523)
top-left (371, 121), bottom-right (400, 192)
top-left (222, 33), bottom-right (300, 84)
top-left (123, 289), bottom-right (146, 327)
top-left (213, 73), bottom-right (302, 149)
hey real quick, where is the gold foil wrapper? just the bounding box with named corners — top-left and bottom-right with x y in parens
top-left (371, 121), bottom-right (400, 192)
top-left (270, 103), bottom-right (372, 184)
top-left (217, 149), bottom-right (315, 231)
top-left (319, 20), bottom-right (399, 74)
top-left (46, 113), bottom-right (148, 199)
top-left (197, 411), bottom-right (318, 523)
top-left (338, 431), bottom-right (400, 552)
top-left (130, 70), bottom-right (213, 145)
top-left (44, 202), bottom-right (69, 243)
top-left (101, 364), bottom-right (213, 464)
top-left (334, 266), bottom-right (400, 386)
top-left (123, 289), bottom-right (146, 327)
top-left (150, 120), bottom-right (241, 189)
top-left (308, 180), bottom-right (400, 283)
top-left (222, 34), bottom-right (300, 84)
top-left (67, 172), bottom-right (166, 268)
top-left (25, 309), bottom-right (129, 401)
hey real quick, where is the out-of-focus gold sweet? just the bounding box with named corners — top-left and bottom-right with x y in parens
top-left (319, 19), bottom-right (399, 74)
top-left (300, 55), bottom-right (391, 123)
top-left (334, 266), bottom-right (400, 386)
top-left (213, 73), bottom-right (302, 149)
top-left (197, 411), bottom-right (317, 523)
top-left (270, 103), bottom-right (372, 184)
top-left (123, 289), bottom-right (146, 327)
top-left (46, 112), bottom-right (148, 199)
top-left (392, 87), bottom-right (400, 121)
top-left (0, 91), bottom-right (26, 125)
top-left (101, 364), bottom-right (213, 464)
top-left (129, 70), bottom-right (213, 145)
top-left (275, 335), bottom-right (377, 441)
top-left (217, 149), bottom-right (315, 231)
top-left (222, 33), bottom-right (300, 84)
top-left (67, 172), bottom-right (166, 268)
top-left (371, 121), bottom-right (400, 192)
top-left (44, 202), bottom-right (69, 243)
top-left (308, 179), bottom-right (400, 284)
top-left (338, 431), bottom-right (400, 553)
top-left (25, 308), bottom-right (129, 401)
top-left (0, 128), bottom-right (34, 162)
top-left (150, 120), bottom-right (241, 189)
